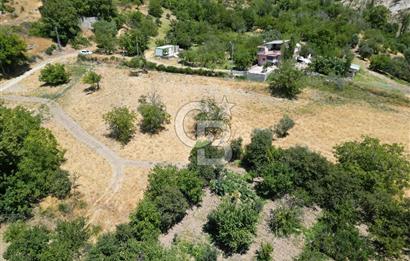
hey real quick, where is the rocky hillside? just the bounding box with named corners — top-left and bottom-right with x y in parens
top-left (344, 0), bottom-right (410, 13)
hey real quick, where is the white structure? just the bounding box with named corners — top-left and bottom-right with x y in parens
top-left (155, 45), bottom-right (179, 58)
top-left (246, 65), bottom-right (277, 82)
top-left (349, 63), bottom-right (361, 77)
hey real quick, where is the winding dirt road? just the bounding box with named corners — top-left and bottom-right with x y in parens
top-left (0, 53), bottom-right (185, 193)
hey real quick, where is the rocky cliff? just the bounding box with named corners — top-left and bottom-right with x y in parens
top-left (343, 0), bottom-right (410, 14)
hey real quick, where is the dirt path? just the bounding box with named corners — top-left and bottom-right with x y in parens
top-left (159, 189), bottom-right (220, 247)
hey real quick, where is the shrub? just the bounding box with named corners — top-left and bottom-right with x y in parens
top-left (229, 137), bottom-right (243, 162)
top-left (309, 55), bottom-right (351, 76)
top-left (137, 92), bottom-right (171, 134)
top-left (153, 186), bottom-right (189, 232)
top-left (194, 98), bottom-right (231, 137)
top-left (210, 171), bottom-right (259, 202)
top-left (269, 206), bottom-right (302, 237)
top-left (148, 0), bottom-right (163, 18)
top-left (206, 196), bottom-right (262, 254)
top-left (45, 44), bottom-right (57, 55)
top-left (255, 162), bottom-right (295, 199)
top-left (103, 106), bottom-right (137, 145)
top-left (188, 141), bottom-right (225, 183)
top-left (274, 115), bottom-right (295, 138)
top-left (69, 34), bottom-right (91, 50)
top-left (269, 61), bottom-right (304, 99)
top-left (129, 198), bottom-right (161, 241)
top-left (82, 71), bottom-right (102, 91)
top-left (404, 48), bottom-right (410, 64)
top-left (177, 169), bottom-right (204, 205)
top-left (39, 63), bottom-right (70, 86)
top-left (358, 43), bottom-right (374, 59)
top-left (256, 242), bottom-right (274, 261)
top-left (242, 129), bottom-right (274, 171)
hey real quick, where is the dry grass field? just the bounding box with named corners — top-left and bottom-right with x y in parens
top-left (49, 65), bottom-right (410, 164)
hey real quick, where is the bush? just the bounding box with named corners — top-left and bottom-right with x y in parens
top-left (194, 98), bottom-right (231, 137)
top-left (137, 92), bottom-right (171, 134)
top-left (229, 137), bottom-right (243, 162)
top-left (269, 61), bottom-right (304, 99)
top-left (274, 115), bottom-right (295, 138)
top-left (188, 141), bottom-right (225, 183)
top-left (153, 186), bottom-right (189, 232)
top-left (358, 43), bottom-right (374, 59)
top-left (242, 129), bottom-right (274, 171)
top-left (210, 171), bottom-right (259, 202)
top-left (256, 243), bottom-right (274, 261)
top-left (129, 199), bottom-right (161, 241)
top-left (269, 206), bottom-right (302, 237)
top-left (39, 63), bottom-right (70, 86)
top-left (255, 162), bottom-right (295, 199)
top-left (309, 55), bottom-right (351, 76)
top-left (45, 44), bottom-right (57, 55)
top-left (206, 196), bottom-right (262, 254)
top-left (82, 71), bottom-right (102, 91)
top-left (177, 169), bottom-right (204, 205)
top-left (404, 48), bottom-right (410, 64)
top-left (148, 0), bottom-right (163, 18)
top-left (103, 106), bottom-right (137, 145)
top-left (69, 34), bottom-right (91, 50)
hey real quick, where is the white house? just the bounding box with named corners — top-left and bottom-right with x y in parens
top-left (155, 45), bottom-right (180, 58)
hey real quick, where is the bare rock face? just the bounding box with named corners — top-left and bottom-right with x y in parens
top-left (343, 0), bottom-right (410, 14)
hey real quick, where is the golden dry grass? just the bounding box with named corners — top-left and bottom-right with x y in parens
top-left (50, 66), bottom-right (410, 164)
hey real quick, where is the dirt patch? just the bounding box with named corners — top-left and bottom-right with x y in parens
top-left (159, 189), bottom-right (220, 248)
top-left (0, 0), bottom-right (42, 25)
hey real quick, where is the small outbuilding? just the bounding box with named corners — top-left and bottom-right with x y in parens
top-left (155, 45), bottom-right (180, 58)
top-left (349, 64), bottom-right (360, 77)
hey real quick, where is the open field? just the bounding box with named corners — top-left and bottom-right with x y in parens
top-left (38, 65), bottom-right (410, 164)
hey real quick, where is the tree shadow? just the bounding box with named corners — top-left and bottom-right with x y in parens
top-left (83, 86), bottom-right (98, 95)
top-left (0, 64), bottom-right (31, 80)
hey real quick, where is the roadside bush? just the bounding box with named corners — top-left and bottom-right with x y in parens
top-left (69, 34), bottom-right (91, 50)
top-left (103, 106), bottom-right (137, 145)
top-left (269, 61), bottom-right (304, 99)
top-left (229, 137), bottom-right (243, 162)
top-left (137, 92), bottom-right (171, 134)
top-left (242, 129), bottom-right (274, 171)
top-left (256, 243), bottom-right (274, 261)
top-left (370, 54), bottom-right (410, 82)
top-left (39, 63), bottom-right (70, 86)
top-left (310, 55), bottom-right (352, 76)
top-left (269, 206), bottom-right (302, 237)
top-left (273, 115), bottom-right (295, 138)
top-left (206, 196), bottom-right (262, 254)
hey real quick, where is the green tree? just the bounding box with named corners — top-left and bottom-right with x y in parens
top-left (358, 43), bottom-right (374, 60)
top-left (194, 98), bottom-right (231, 137)
top-left (206, 196), bottom-right (262, 254)
top-left (82, 71), bottom-right (102, 91)
top-left (137, 93), bottom-right (170, 134)
top-left (364, 5), bottom-right (390, 30)
top-left (119, 29), bottom-right (149, 56)
top-left (93, 20), bottom-right (117, 54)
top-left (269, 61), bottom-right (304, 99)
top-left (0, 106), bottom-right (71, 221)
top-left (103, 106), bottom-right (137, 145)
top-left (148, 0), bottom-right (163, 18)
top-left (404, 48), bottom-right (410, 64)
top-left (39, 0), bottom-right (81, 44)
top-left (0, 28), bottom-right (27, 76)
top-left (242, 129), bottom-right (274, 171)
top-left (39, 63), bottom-right (70, 86)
